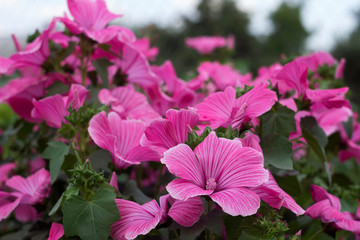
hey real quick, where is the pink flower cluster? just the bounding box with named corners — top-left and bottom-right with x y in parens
top-left (0, 0), bottom-right (358, 239)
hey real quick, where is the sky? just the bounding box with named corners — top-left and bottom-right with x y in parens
top-left (0, 0), bottom-right (359, 55)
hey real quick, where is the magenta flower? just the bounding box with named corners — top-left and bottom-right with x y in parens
top-left (60, 0), bottom-right (122, 43)
top-left (88, 111), bottom-right (160, 169)
top-left (111, 196), bottom-right (204, 239)
top-left (252, 170), bottom-right (305, 216)
top-left (294, 51), bottom-right (336, 73)
top-left (0, 168), bottom-right (50, 222)
top-left (161, 132), bottom-right (268, 216)
top-left (190, 61), bottom-right (251, 91)
top-left (31, 84), bottom-right (89, 128)
top-left (335, 58), bottom-right (346, 79)
top-left (48, 222), bottom-right (64, 240)
top-left (111, 199), bottom-right (165, 240)
top-left (142, 109), bottom-right (199, 153)
top-left (98, 85), bottom-right (160, 124)
top-left (305, 185), bottom-right (360, 235)
top-left (196, 85), bottom-right (277, 130)
top-left (185, 36), bottom-right (234, 55)
top-left (132, 38), bottom-right (159, 61)
top-left (339, 113), bottom-right (360, 163)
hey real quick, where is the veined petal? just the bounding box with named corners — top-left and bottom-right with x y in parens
top-left (88, 111), bottom-right (113, 152)
top-left (144, 119), bottom-right (178, 150)
top-left (166, 179), bottom-right (213, 201)
top-left (125, 145), bottom-right (160, 163)
top-left (309, 185), bottom-right (341, 211)
top-left (161, 144), bottom-right (204, 186)
top-left (6, 168), bottom-right (50, 204)
top-left (166, 109), bottom-right (199, 143)
top-left (168, 197), bottom-right (204, 227)
top-left (196, 86), bottom-right (235, 129)
top-left (236, 85), bottom-right (278, 121)
top-left (275, 61), bottom-right (308, 96)
top-left (0, 192), bottom-right (22, 221)
top-left (66, 84), bottom-right (88, 110)
top-left (111, 199), bottom-right (162, 240)
top-left (31, 94), bottom-right (68, 128)
top-left (210, 188), bottom-right (260, 216)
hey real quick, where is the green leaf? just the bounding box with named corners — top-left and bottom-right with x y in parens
top-left (260, 135), bottom-right (293, 170)
top-left (42, 141), bottom-right (70, 184)
top-left (122, 180), bottom-right (152, 204)
top-left (261, 104), bottom-right (296, 137)
top-left (342, 116), bottom-right (353, 139)
top-left (91, 58), bottom-right (113, 88)
top-left (62, 187), bottom-right (120, 240)
top-left (300, 116), bottom-right (328, 163)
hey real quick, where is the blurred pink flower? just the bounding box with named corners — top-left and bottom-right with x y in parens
top-left (185, 36), bottom-right (234, 55)
top-left (48, 222), bottom-right (64, 240)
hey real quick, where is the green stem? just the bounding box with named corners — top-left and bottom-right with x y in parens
top-left (72, 141), bottom-right (82, 164)
top-left (173, 230), bottom-right (181, 240)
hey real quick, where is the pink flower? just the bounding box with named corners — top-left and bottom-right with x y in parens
top-left (190, 61), bottom-right (251, 92)
top-left (148, 61), bottom-right (196, 114)
top-left (196, 85), bottom-right (277, 130)
top-left (111, 199), bottom-right (165, 240)
top-left (48, 222), bottom-right (64, 240)
top-left (142, 109), bottom-right (199, 153)
top-left (339, 114), bottom-right (360, 163)
top-left (251, 170), bottom-right (305, 216)
top-left (0, 168), bottom-right (51, 222)
top-left (185, 36), bottom-right (232, 55)
top-left (60, 0), bottom-right (122, 43)
top-left (275, 61), bottom-right (308, 97)
top-left (0, 163), bottom-right (16, 187)
top-left (335, 58), bottom-right (346, 79)
top-left (98, 85), bottom-right (160, 124)
top-left (31, 84), bottom-right (88, 128)
top-left (161, 132), bottom-right (268, 216)
top-left (305, 185), bottom-right (360, 235)
top-left (88, 111), bottom-right (160, 169)
top-left (294, 51), bottom-right (336, 73)
top-left (132, 38), bottom-right (159, 61)
top-left (111, 196), bottom-right (204, 239)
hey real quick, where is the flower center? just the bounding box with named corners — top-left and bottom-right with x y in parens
top-left (206, 177), bottom-right (217, 190)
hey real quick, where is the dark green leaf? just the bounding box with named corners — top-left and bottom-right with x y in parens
top-left (260, 135), bottom-right (293, 170)
top-left (122, 180), bottom-right (152, 204)
top-left (42, 141), bottom-right (70, 184)
top-left (273, 175), bottom-right (302, 197)
top-left (300, 116), bottom-right (328, 149)
top-left (91, 58), bottom-right (113, 88)
top-left (62, 187), bottom-right (120, 240)
top-left (342, 116), bottom-right (353, 139)
top-left (261, 105), bottom-right (296, 137)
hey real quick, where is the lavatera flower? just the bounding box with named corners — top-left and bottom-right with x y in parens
top-left (161, 132), bottom-right (269, 216)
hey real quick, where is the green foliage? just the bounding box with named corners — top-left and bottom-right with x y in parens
top-left (261, 103), bottom-right (296, 137)
top-left (91, 58), bottom-right (113, 88)
top-left (215, 126), bottom-right (239, 139)
top-left (62, 187), bottom-right (120, 240)
top-left (300, 116), bottom-right (328, 162)
top-left (186, 126), bottom-right (212, 149)
top-left (42, 141), bottom-right (70, 183)
top-left (260, 134), bottom-right (293, 170)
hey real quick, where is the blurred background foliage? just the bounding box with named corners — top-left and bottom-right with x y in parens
top-left (134, 0), bottom-right (359, 104)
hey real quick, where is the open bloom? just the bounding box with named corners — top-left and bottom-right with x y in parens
top-left (161, 132), bottom-right (268, 216)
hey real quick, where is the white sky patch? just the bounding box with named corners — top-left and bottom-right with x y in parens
top-left (0, 0), bottom-right (359, 53)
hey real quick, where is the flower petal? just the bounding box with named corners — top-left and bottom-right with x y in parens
top-left (166, 179), bottom-right (213, 201)
top-left (210, 188), bottom-right (261, 216)
top-left (48, 222), bottom-right (64, 240)
top-left (161, 144), bottom-right (204, 186)
top-left (168, 197), bottom-right (204, 227)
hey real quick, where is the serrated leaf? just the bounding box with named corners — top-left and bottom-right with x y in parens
top-left (42, 141), bottom-right (70, 183)
top-left (91, 58), bottom-right (113, 88)
top-left (261, 105), bottom-right (296, 137)
top-left (62, 187), bottom-right (120, 240)
top-left (260, 135), bottom-right (293, 170)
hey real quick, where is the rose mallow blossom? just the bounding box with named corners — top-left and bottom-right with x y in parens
top-left (161, 132), bottom-right (269, 216)
top-left (185, 36), bottom-right (234, 55)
